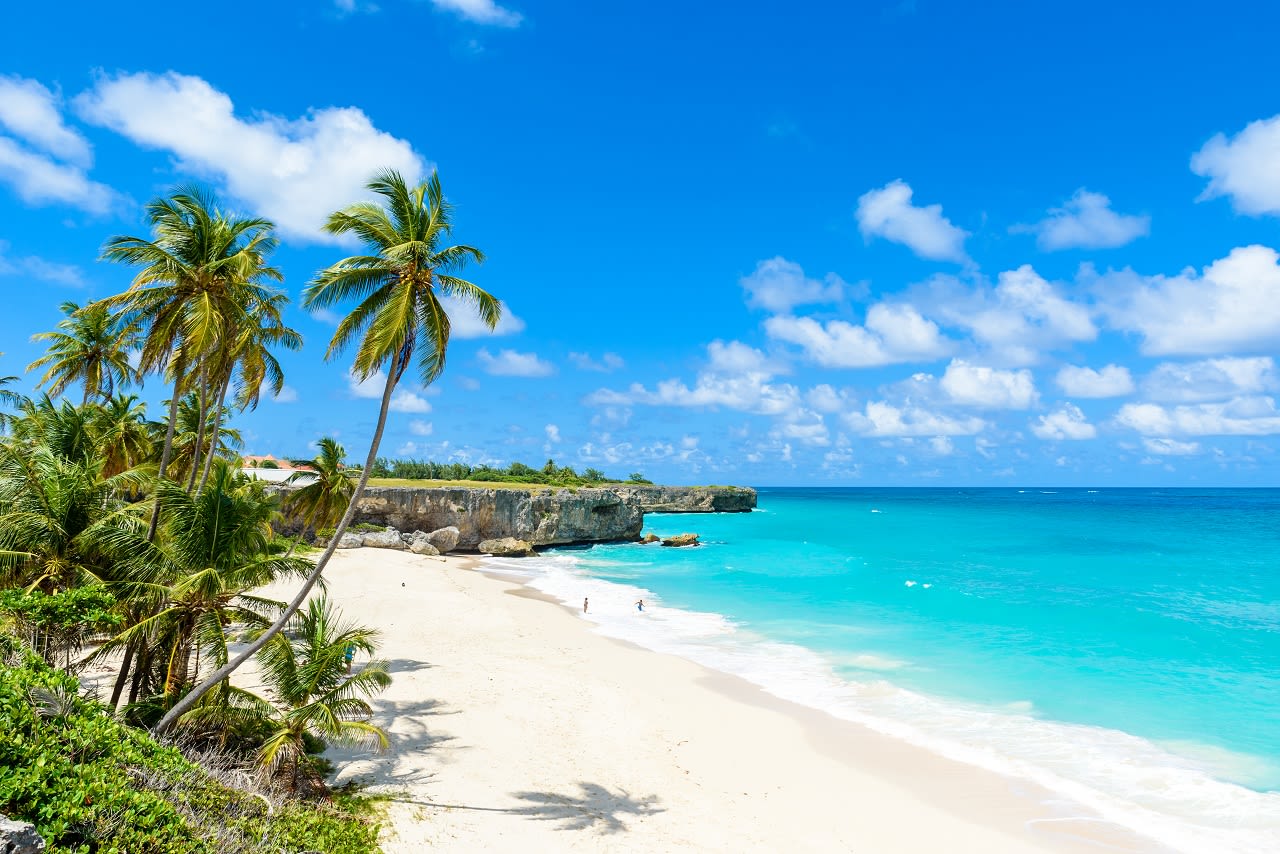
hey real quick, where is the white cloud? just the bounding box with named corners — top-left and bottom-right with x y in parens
top-left (347, 369), bottom-right (431, 412)
top-left (409, 419), bottom-right (433, 436)
top-left (1192, 113), bottom-right (1280, 216)
top-left (271, 385), bottom-right (298, 403)
top-left (348, 369), bottom-right (386, 399)
top-left (0, 242), bottom-right (84, 287)
top-left (476, 347), bottom-right (554, 377)
top-left (568, 351), bottom-right (624, 372)
top-left (765, 303), bottom-right (950, 368)
top-left (440, 294), bottom-right (525, 338)
top-left (1143, 438), bottom-right (1201, 456)
top-left (1055, 364), bottom-right (1134, 398)
top-left (926, 266), bottom-right (1094, 365)
top-left (76, 71), bottom-right (423, 242)
top-left (806, 384), bottom-right (848, 413)
top-left (431, 0), bottom-right (523, 26)
top-left (1019, 189), bottom-right (1149, 250)
top-left (1094, 245), bottom-right (1280, 355)
top-left (856, 180), bottom-right (969, 263)
top-left (1115, 397), bottom-right (1280, 436)
top-left (0, 136), bottom-right (118, 214)
top-left (940, 360), bottom-right (1038, 409)
top-left (390, 391), bottom-right (431, 413)
top-left (310, 308), bottom-right (341, 326)
top-left (740, 256), bottom-right (843, 312)
top-left (545, 424), bottom-right (561, 443)
top-left (929, 436), bottom-right (954, 455)
top-left (1142, 357), bottom-right (1278, 403)
top-left (0, 76), bottom-right (91, 165)
top-left (844, 401), bottom-right (986, 437)
top-left (1031, 404), bottom-right (1096, 440)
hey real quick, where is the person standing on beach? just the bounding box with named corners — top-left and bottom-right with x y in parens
top-left (635, 599), bottom-right (644, 612)
top-left (583, 597), bottom-right (589, 613)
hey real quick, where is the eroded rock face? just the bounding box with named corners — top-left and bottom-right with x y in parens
top-left (639, 533), bottom-right (660, 544)
top-left (425, 526), bottom-right (461, 554)
top-left (613, 485), bottom-right (756, 513)
top-left (0, 817), bottom-right (46, 854)
top-left (354, 488), bottom-right (643, 549)
top-left (478, 537), bottom-right (536, 557)
top-left (661, 533), bottom-right (700, 547)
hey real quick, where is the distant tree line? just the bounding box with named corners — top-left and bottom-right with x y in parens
top-left (367, 457), bottom-right (653, 486)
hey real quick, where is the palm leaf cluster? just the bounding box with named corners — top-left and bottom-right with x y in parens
top-left (0, 167), bottom-right (497, 790)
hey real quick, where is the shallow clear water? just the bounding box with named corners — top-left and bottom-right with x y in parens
top-left (484, 487), bottom-right (1280, 853)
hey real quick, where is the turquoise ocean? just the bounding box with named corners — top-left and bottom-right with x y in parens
top-left (483, 488), bottom-right (1280, 852)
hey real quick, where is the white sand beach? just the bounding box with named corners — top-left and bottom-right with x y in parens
top-left (255, 548), bottom-right (1166, 854)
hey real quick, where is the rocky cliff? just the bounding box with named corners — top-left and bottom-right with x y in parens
top-left (340, 484), bottom-right (755, 550)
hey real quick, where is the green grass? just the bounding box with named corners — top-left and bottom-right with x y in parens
top-left (368, 478), bottom-right (578, 491)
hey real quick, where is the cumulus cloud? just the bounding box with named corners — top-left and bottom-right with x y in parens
top-left (0, 76), bottom-right (91, 165)
top-left (925, 266), bottom-right (1094, 365)
top-left (1143, 437), bottom-right (1201, 456)
top-left (409, 419), bottom-right (433, 436)
top-left (0, 242), bottom-right (84, 287)
top-left (271, 385), bottom-right (298, 403)
top-left (0, 137), bottom-right (118, 214)
top-left (347, 369), bottom-right (432, 412)
top-left (856, 180), bottom-right (969, 263)
top-left (1055, 364), bottom-right (1134, 398)
top-left (431, 0), bottom-right (523, 26)
top-left (740, 256), bottom-right (844, 312)
top-left (1115, 397), bottom-right (1280, 436)
top-left (940, 360), bottom-right (1038, 409)
top-left (1094, 245), bottom-right (1280, 355)
top-left (1192, 113), bottom-right (1280, 216)
top-left (1018, 189), bottom-right (1149, 250)
top-left (476, 347), bottom-right (555, 377)
top-left (545, 424), bottom-right (561, 443)
top-left (929, 436), bottom-right (954, 455)
top-left (1143, 357), bottom-right (1278, 403)
top-left (844, 401), bottom-right (986, 437)
top-left (440, 294), bottom-right (524, 338)
top-left (1031, 404), bottom-right (1096, 440)
top-left (76, 71), bottom-right (423, 242)
top-left (569, 351), bottom-right (625, 372)
top-left (765, 303), bottom-right (950, 368)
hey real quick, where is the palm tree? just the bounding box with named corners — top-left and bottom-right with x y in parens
top-left (251, 596), bottom-right (390, 790)
top-left (27, 301), bottom-right (138, 404)
top-left (90, 394), bottom-right (156, 478)
top-left (283, 438), bottom-right (354, 540)
top-left (98, 185), bottom-right (282, 539)
top-left (156, 168), bottom-right (498, 732)
top-left (169, 393), bottom-right (243, 490)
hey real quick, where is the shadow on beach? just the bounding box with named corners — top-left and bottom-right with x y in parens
top-left (327, 695), bottom-right (463, 787)
top-left (386, 782), bottom-right (664, 834)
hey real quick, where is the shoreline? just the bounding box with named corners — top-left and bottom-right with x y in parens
top-left (279, 549), bottom-right (1167, 852)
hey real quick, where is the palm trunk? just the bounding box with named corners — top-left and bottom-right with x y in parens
top-left (196, 373), bottom-right (231, 496)
top-left (147, 378), bottom-right (184, 541)
top-left (185, 367), bottom-right (209, 492)
top-left (155, 353), bottom-right (405, 734)
top-left (109, 639), bottom-right (136, 709)
top-left (128, 646), bottom-right (151, 705)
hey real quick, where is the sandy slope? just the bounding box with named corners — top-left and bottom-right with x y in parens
top-left (248, 548), bottom-right (1165, 853)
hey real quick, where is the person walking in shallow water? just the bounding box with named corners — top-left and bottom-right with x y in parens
top-left (583, 597), bottom-right (589, 614)
top-left (635, 599), bottom-right (645, 612)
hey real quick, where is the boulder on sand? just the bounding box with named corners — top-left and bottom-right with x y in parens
top-left (660, 533), bottom-right (699, 548)
top-left (335, 532), bottom-right (364, 549)
top-left (407, 531), bottom-right (441, 556)
top-left (426, 525), bottom-right (461, 554)
top-left (478, 537), bottom-right (536, 557)
top-left (362, 527), bottom-right (406, 549)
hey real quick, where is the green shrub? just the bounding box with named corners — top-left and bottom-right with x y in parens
top-left (0, 635), bottom-right (381, 854)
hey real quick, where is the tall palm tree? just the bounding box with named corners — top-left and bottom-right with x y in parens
top-left (283, 437), bottom-right (354, 540)
top-left (156, 168), bottom-right (499, 732)
top-left (98, 185), bottom-right (282, 539)
top-left (90, 394), bottom-right (156, 478)
top-left (27, 301), bottom-right (138, 404)
top-left (169, 393), bottom-right (243, 490)
top-left (251, 596), bottom-right (390, 790)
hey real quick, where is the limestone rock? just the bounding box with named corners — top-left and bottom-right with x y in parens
top-left (639, 533), bottom-right (660, 544)
top-left (0, 817), bottom-right (46, 854)
top-left (407, 531), bottom-right (440, 555)
top-left (426, 525), bottom-right (461, 553)
top-left (660, 533), bottom-right (700, 548)
top-left (336, 532), bottom-right (364, 549)
top-left (362, 527), bottom-right (406, 549)
top-left (613, 485), bottom-right (757, 513)
top-left (478, 537), bottom-right (536, 557)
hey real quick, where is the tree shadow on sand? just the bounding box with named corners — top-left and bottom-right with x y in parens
top-left (507, 782), bottom-right (664, 834)
top-left (326, 696), bottom-right (463, 787)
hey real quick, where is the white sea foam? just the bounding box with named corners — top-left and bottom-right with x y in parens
top-left (482, 552), bottom-right (1280, 854)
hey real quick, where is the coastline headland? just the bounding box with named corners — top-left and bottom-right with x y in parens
top-left (283, 484), bottom-right (756, 550)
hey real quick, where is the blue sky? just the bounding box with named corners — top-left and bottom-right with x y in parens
top-left (2, 1), bottom-right (1280, 486)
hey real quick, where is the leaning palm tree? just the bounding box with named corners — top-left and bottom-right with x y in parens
top-left (283, 437), bottom-right (354, 540)
top-left (251, 596), bottom-right (390, 790)
top-left (27, 301), bottom-right (138, 404)
top-left (99, 185), bottom-right (282, 538)
top-left (156, 168), bottom-right (499, 732)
